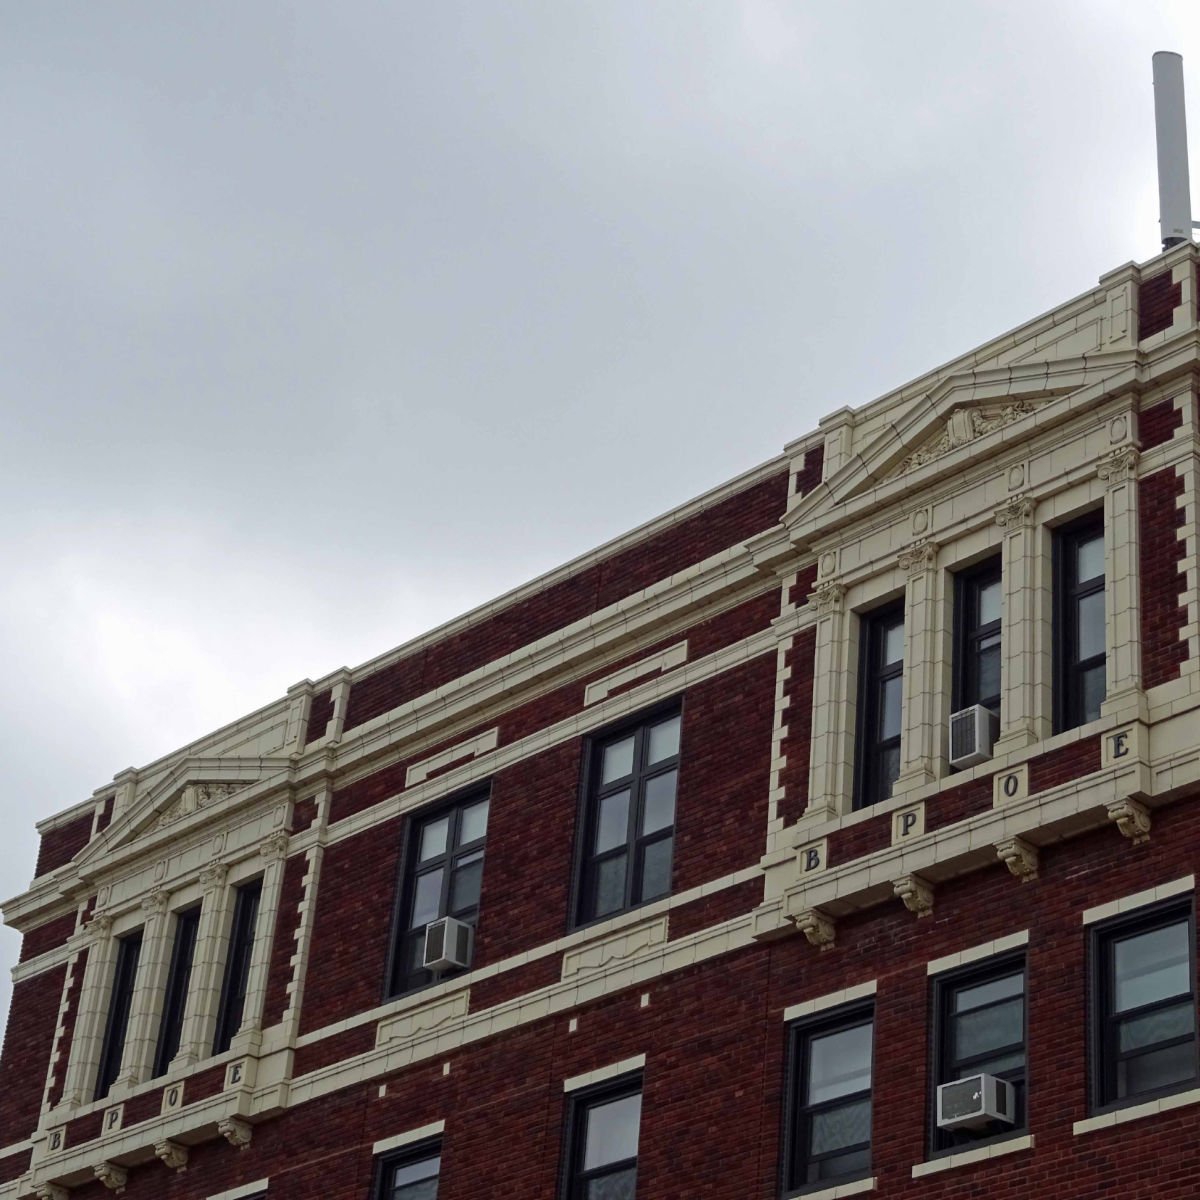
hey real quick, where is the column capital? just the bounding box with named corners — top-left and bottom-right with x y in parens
top-left (1097, 446), bottom-right (1139, 486)
top-left (898, 539), bottom-right (938, 577)
top-left (994, 493), bottom-right (1036, 528)
top-left (811, 580), bottom-right (845, 614)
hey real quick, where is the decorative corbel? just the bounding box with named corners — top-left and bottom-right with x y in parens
top-left (36, 1185), bottom-right (70, 1200)
top-left (995, 836), bottom-right (1039, 883)
top-left (893, 874), bottom-right (934, 918)
top-left (811, 581), bottom-right (845, 614)
top-left (198, 861), bottom-right (230, 891)
top-left (140, 889), bottom-right (169, 917)
top-left (792, 909), bottom-right (836, 951)
top-left (1097, 446), bottom-right (1139, 486)
top-left (154, 1140), bottom-right (188, 1171)
top-left (259, 830), bottom-right (290, 862)
top-left (1107, 798), bottom-right (1151, 844)
top-left (93, 1163), bottom-right (127, 1193)
top-left (898, 539), bottom-right (938, 577)
top-left (218, 1116), bottom-right (253, 1150)
top-left (994, 494), bottom-right (1036, 529)
top-left (85, 912), bottom-right (115, 941)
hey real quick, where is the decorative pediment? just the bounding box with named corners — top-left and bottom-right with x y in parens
top-left (149, 781), bottom-right (255, 832)
top-left (892, 399), bottom-right (1035, 477)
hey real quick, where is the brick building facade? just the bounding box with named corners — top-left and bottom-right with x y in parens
top-left (2, 241), bottom-right (1200, 1199)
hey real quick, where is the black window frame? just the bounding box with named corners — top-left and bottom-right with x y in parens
top-left (212, 877), bottom-right (262, 1056)
top-left (152, 903), bottom-right (201, 1077)
top-left (1053, 514), bottom-right (1106, 733)
top-left (1089, 899), bottom-right (1198, 1113)
top-left (953, 557), bottom-right (1003, 714)
top-left (385, 785), bottom-right (491, 999)
top-left (560, 1074), bottom-right (642, 1200)
top-left (94, 927), bottom-right (144, 1100)
top-left (572, 701), bottom-right (683, 929)
top-left (854, 604), bottom-right (905, 810)
top-left (372, 1137), bottom-right (441, 1200)
top-left (782, 1002), bottom-right (874, 1194)
top-left (929, 953), bottom-right (1027, 1157)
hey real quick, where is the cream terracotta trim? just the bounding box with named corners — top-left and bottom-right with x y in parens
top-left (911, 1134), bottom-right (1033, 1177)
top-left (405, 729), bottom-right (498, 788)
top-left (1073, 1086), bottom-right (1200, 1136)
top-left (205, 1181), bottom-right (270, 1200)
top-left (791, 1178), bottom-right (876, 1200)
top-left (372, 1120), bottom-right (445, 1156)
top-left (1081, 875), bottom-right (1194, 925)
top-left (583, 642), bottom-right (687, 706)
top-left (563, 1054), bottom-right (645, 1093)
top-left (783, 980), bottom-right (876, 1024)
top-left (926, 930), bottom-right (1029, 976)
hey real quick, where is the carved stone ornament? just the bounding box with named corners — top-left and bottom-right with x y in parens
top-left (1097, 445), bottom-right (1139, 486)
top-left (811, 581), bottom-right (845, 614)
top-left (154, 781), bottom-right (252, 831)
top-left (898, 539), bottom-right (938, 577)
top-left (994, 494), bottom-right (1036, 529)
top-left (198, 861), bottom-right (230, 890)
top-left (86, 912), bottom-right (116, 940)
top-left (154, 1139), bottom-right (188, 1171)
top-left (1107, 797), bottom-right (1151, 844)
top-left (93, 1162), bottom-right (128, 1192)
top-left (995, 836), bottom-right (1039, 883)
top-left (259, 830), bottom-right (290, 862)
top-left (140, 889), bottom-right (170, 917)
top-left (793, 909), bottom-right (836, 950)
top-left (218, 1116), bottom-right (253, 1149)
top-left (36, 1186), bottom-right (69, 1200)
top-left (893, 874), bottom-right (934, 918)
top-left (899, 400), bottom-right (1034, 475)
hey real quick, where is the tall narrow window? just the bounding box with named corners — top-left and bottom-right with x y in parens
top-left (954, 559), bottom-right (1002, 713)
top-left (95, 929), bottom-right (143, 1100)
top-left (1092, 902), bottom-right (1197, 1110)
top-left (855, 606), bottom-right (904, 808)
top-left (784, 1005), bottom-right (874, 1191)
top-left (931, 956), bottom-right (1026, 1153)
top-left (564, 1078), bottom-right (642, 1200)
top-left (1055, 516), bottom-right (1105, 731)
top-left (152, 904), bottom-right (201, 1077)
top-left (576, 707), bottom-right (681, 926)
top-left (375, 1140), bottom-right (440, 1199)
top-left (213, 879), bottom-right (262, 1055)
top-left (388, 790), bottom-right (489, 997)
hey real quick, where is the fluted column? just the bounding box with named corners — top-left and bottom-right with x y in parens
top-left (171, 863), bottom-right (232, 1067)
top-left (113, 890), bottom-right (172, 1092)
top-left (803, 579), bottom-right (852, 822)
top-left (57, 914), bottom-right (117, 1108)
top-left (895, 540), bottom-right (940, 793)
top-left (1099, 447), bottom-right (1144, 715)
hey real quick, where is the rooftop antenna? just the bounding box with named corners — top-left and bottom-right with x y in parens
top-left (1152, 52), bottom-right (1197, 250)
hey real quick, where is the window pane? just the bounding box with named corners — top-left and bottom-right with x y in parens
top-left (583, 1092), bottom-right (641, 1170)
top-left (978, 579), bottom-right (1001, 626)
top-left (809, 1097), bottom-right (871, 1156)
top-left (808, 1022), bottom-right (872, 1104)
top-left (954, 997), bottom-right (1023, 1062)
top-left (392, 1154), bottom-right (440, 1186)
top-left (420, 817), bottom-right (449, 862)
top-left (1081, 664), bottom-right (1105, 724)
top-left (812, 1146), bottom-right (870, 1183)
top-left (955, 972), bottom-right (1023, 1013)
top-left (647, 715), bottom-right (680, 764)
top-left (883, 622), bottom-right (904, 666)
top-left (1119, 1000), bottom-right (1196, 1053)
top-left (1076, 533), bottom-right (1104, 583)
top-left (1077, 591), bottom-right (1105, 660)
top-left (410, 868), bottom-right (444, 928)
top-left (586, 1167), bottom-right (636, 1200)
top-left (880, 676), bottom-right (902, 740)
top-left (594, 855), bottom-right (627, 918)
top-left (450, 852), bottom-right (484, 913)
top-left (595, 790), bottom-right (630, 854)
top-left (641, 771), bottom-right (676, 835)
top-left (459, 799), bottom-right (489, 845)
top-left (1114, 921), bottom-right (1191, 1012)
top-left (879, 747), bottom-right (901, 799)
top-left (969, 1049), bottom-right (1025, 1076)
top-left (978, 641), bottom-right (1001, 704)
top-left (640, 837), bottom-right (672, 901)
top-left (601, 736), bottom-right (635, 785)
top-left (1118, 1040), bottom-right (1196, 1097)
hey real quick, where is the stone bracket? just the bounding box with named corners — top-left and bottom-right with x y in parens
top-left (1107, 798), bottom-right (1151, 844)
top-left (155, 1139), bottom-right (189, 1171)
top-left (894, 874), bottom-right (934, 918)
top-left (793, 909), bottom-right (836, 950)
top-left (218, 1115), bottom-right (253, 1150)
top-left (36, 1187), bottom-right (70, 1200)
top-left (995, 836), bottom-right (1039, 882)
top-left (93, 1162), bottom-right (128, 1192)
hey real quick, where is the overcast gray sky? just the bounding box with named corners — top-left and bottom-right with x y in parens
top-left (2, 2), bottom-right (1197, 1032)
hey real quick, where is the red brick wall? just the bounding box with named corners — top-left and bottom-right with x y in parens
top-left (342, 471), bottom-right (788, 732)
top-left (94, 792), bottom-right (115, 834)
top-left (1029, 735), bottom-right (1101, 795)
top-left (262, 854), bottom-right (307, 1027)
top-left (303, 687), bottom-right (334, 747)
top-left (17, 910), bottom-right (76, 963)
top-left (46, 947), bottom-right (87, 1109)
top-left (1138, 270), bottom-right (1182, 341)
top-left (0, 965), bottom-right (63, 1139)
top-left (34, 812), bottom-right (93, 878)
top-left (667, 877), bottom-right (761, 942)
top-left (0, 1148), bottom-right (30, 1186)
top-left (778, 627), bottom-right (816, 827)
top-left (793, 442), bottom-right (825, 497)
top-left (1140, 467), bottom-right (1188, 688)
top-left (1139, 399), bottom-right (1183, 450)
top-left (788, 561), bottom-right (818, 608)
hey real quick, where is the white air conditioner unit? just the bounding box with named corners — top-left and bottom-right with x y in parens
top-left (936, 1073), bottom-right (1015, 1130)
top-left (948, 705), bottom-right (1000, 769)
top-left (423, 916), bottom-right (473, 972)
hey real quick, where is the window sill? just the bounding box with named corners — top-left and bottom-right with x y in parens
top-left (791, 1176), bottom-right (876, 1200)
top-left (911, 1133), bottom-right (1033, 1177)
top-left (1073, 1085), bottom-right (1200, 1136)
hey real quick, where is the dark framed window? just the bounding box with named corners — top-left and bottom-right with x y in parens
top-left (374, 1139), bottom-right (441, 1200)
top-left (930, 956), bottom-right (1025, 1154)
top-left (562, 1076), bottom-right (642, 1200)
top-left (854, 605), bottom-right (904, 809)
top-left (213, 878), bottom-right (262, 1055)
top-left (1054, 516), bottom-right (1105, 732)
top-left (954, 559), bottom-right (1002, 713)
top-left (387, 788), bottom-right (490, 998)
top-left (94, 928), bottom-right (143, 1100)
top-left (152, 904), bottom-right (201, 1077)
top-left (575, 706), bottom-right (681, 926)
top-left (783, 1004), bottom-right (873, 1192)
top-left (1091, 901), bottom-right (1197, 1111)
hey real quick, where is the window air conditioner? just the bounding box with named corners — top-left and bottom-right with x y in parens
top-left (948, 705), bottom-right (1000, 769)
top-left (423, 916), bottom-right (473, 972)
top-left (936, 1073), bottom-right (1015, 1130)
